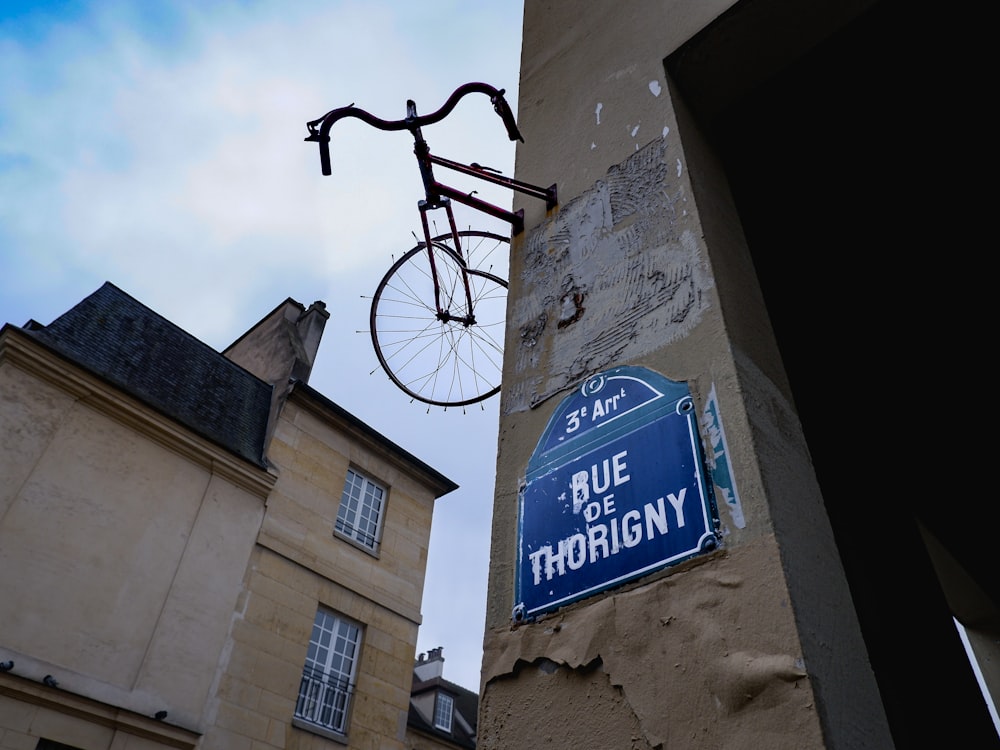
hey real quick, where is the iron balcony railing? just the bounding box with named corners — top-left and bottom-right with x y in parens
top-left (294, 665), bottom-right (355, 735)
top-left (335, 517), bottom-right (379, 551)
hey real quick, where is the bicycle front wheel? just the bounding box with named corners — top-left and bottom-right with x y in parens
top-left (370, 231), bottom-right (509, 408)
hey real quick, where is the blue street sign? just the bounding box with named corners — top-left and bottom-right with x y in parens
top-left (514, 366), bottom-right (720, 622)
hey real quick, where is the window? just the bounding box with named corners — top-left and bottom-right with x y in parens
top-left (335, 468), bottom-right (385, 551)
top-left (433, 691), bottom-right (454, 732)
top-left (295, 608), bottom-right (361, 736)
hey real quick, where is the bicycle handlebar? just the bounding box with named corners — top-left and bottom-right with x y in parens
top-left (305, 82), bottom-right (524, 176)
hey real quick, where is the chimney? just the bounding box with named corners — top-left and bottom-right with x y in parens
top-left (414, 647), bottom-right (445, 681)
top-left (290, 301), bottom-right (328, 382)
top-left (223, 298), bottom-right (331, 457)
top-left (223, 298), bottom-right (329, 387)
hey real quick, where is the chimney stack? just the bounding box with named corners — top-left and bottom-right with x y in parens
top-left (414, 647), bottom-right (445, 681)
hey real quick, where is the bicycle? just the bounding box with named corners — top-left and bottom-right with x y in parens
top-left (305, 82), bottom-right (556, 408)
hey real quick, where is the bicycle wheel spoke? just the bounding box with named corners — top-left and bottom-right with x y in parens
top-left (370, 231), bottom-right (509, 407)
top-left (462, 231), bottom-right (507, 276)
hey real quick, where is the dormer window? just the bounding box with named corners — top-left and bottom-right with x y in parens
top-left (433, 691), bottom-right (454, 732)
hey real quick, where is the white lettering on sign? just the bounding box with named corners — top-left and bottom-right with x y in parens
top-left (571, 450), bottom-right (630, 512)
top-left (527, 487), bottom-right (688, 586)
top-left (590, 387), bottom-right (626, 420)
top-left (563, 387), bottom-right (628, 435)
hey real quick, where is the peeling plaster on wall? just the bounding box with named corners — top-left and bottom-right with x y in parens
top-left (480, 543), bottom-right (821, 750)
top-left (478, 658), bottom-right (655, 750)
top-left (518, 314), bottom-right (547, 350)
top-left (709, 652), bottom-right (807, 713)
top-left (505, 136), bottom-right (713, 414)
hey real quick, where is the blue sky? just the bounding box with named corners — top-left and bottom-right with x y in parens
top-left (0, 0), bottom-right (524, 692)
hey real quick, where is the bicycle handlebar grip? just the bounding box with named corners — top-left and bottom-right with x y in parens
top-left (492, 89), bottom-right (524, 143)
top-left (304, 115), bottom-right (334, 175)
top-left (319, 140), bottom-right (332, 176)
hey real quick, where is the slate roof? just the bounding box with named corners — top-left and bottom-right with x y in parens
top-left (409, 674), bottom-right (478, 749)
top-left (21, 282), bottom-right (272, 467)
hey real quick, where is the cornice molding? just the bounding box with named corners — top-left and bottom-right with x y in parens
top-left (0, 671), bottom-right (200, 748)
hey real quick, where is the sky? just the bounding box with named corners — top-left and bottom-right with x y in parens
top-left (0, 0), bottom-right (525, 693)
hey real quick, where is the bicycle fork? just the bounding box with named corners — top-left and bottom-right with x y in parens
top-left (418, 198), bottom-right (478, 327)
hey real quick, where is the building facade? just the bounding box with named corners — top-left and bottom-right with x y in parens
top-left (0, 282), bottom-right (458, 749)
top-left (405, 648), bottom-right (477, 750)
top-left (480, 1), bottom-right (997, 749)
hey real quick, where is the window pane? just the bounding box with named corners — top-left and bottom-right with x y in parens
top-left (434, 692), bottom-right (454, 731)
top-left (335, 469), bottom-right (386, 551)
top-left (296, 608), bottom-right (361, 735)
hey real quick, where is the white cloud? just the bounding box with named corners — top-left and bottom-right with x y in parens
top-left (1, 0), bottom-right (524, 693)
top-left (2, 0), bottom-right (521, 341)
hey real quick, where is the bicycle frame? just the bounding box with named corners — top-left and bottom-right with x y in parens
top-left (305, 83), bottom-right (557, 405)
top-left (420, 196), bottom-right (475, 326)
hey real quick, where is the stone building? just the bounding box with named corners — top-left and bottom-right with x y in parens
top-left (480, 1), bottom-right (996, 749)
top-left (0, 282), bottom-right (458, 749)
top-left (405, 648), bottom-right (477, 750)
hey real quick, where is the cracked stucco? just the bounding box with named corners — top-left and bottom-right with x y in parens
top-left (480, 543), bottom-right (821, 750)
top-left (505, 136), bottom-right (713, 413)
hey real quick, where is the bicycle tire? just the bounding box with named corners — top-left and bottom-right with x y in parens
top-left (370, 230), bottom-right (509, 407)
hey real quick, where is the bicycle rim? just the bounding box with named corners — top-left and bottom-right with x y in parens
top-left (369, 231), bottom-right (509, 407)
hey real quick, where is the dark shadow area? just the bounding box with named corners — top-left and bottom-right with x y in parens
top-left (669, 1), bottom-right (997, 747)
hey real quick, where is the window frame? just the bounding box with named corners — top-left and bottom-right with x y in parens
top-left (334, 467), bottom-right (387, 554)
top-left (293, 607), bottom-right (362, 740)
top-left (433, 690), bottom-right (455, 732)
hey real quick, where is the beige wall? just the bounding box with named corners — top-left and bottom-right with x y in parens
top-left (0, 330), bottom-right (271, 744)
top-left (1, 327), bottom-right (446, 750)
top-left (0, 681), bottom-right (199, 749)
top-left (201, 388), bottom-right (441, 749)
top-left (259, 394), bottom-right (437, 626)
top-left (481, 1), bottom-right (892, 748)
